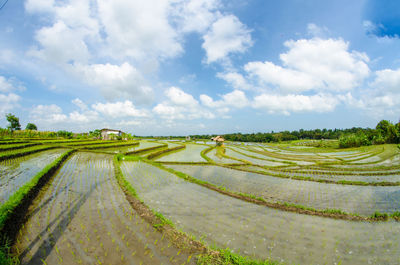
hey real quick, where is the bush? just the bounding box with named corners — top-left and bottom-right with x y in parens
top-left (339, 133), bottom-right (371, 148)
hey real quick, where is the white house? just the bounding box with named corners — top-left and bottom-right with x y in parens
top-left (100, 128), bottom-right (123, 140)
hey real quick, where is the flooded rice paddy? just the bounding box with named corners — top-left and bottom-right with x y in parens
top-left (154, 144), bottom-right (208, 162)
top-left (14, 152), bottom-right (193, 265)
top-left (0, 148), bottom-right (68, 204)
top-left (3, 139), bottom-right (400, 265)
top-left (121, 160), bottom-right (400, 265)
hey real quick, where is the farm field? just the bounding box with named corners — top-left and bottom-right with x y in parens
top-left (1, 138), bottom-right (400, 264)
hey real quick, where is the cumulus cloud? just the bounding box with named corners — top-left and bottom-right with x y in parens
top-left (202, 15), bottom-right (253, 63)
top-left (245, 38), bottom-right (370, 93)
top-left (371, 68), bottom-right (400, 92)
top-left (0, 93), bottom-right (20, 116)
top-left (31, 104), bottom-right (68, 123)
top-left (71, 98), bottom-right (88, 111)
top-left (252, 93), bottom-right (340, 115)
top-left (75, 62), bottom-right (154, 103)
top-left (216, 72), bottom-right (252, 90)
top-left (200, 90), bottom-right (248, 109)
top-left (92, 100), bottom-right (148, 118)
top-left (153, 87), bottom-right (215, 120)
top-left (0, 76), bottom-right (23, 115)
top-left (30, 100), bottom-right (150, 130)
top-left (307, 23), bottom-right (329, 38)
top-left (172, 0), bottom-right (221, 33)
top-left (98, 0), bottom-right (182, 61)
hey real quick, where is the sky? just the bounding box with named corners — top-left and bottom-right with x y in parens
top-left (0, 0), bottom-right (400, 135)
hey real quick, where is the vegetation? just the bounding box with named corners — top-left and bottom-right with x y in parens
top-left (25, 123), bottom-right (37, 130)
top-left (188, 119), bottom-right (400, 148)
top-left (198, 248), bottom-right (280, 265)
top-left (5, 113), bottom-right (21, 132)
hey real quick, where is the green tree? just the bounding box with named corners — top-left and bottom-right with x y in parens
top-left (25, 123), bottom-right (37, 130)
top-left (5, 113), bottom-right (21, 131)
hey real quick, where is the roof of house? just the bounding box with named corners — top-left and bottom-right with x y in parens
top-left (100, 128), bottom-right (122, 133)
top-left (211, 135), bottom-right (225, 142)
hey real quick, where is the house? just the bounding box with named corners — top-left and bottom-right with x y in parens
top-left (211, 135), bottom-right (225, 146)
top-left (100, 128), bottom-right (123, 140)
top-left (185, 136), bottom-right (191, 141)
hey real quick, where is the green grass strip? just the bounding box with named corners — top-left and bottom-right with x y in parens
top-left (197, 248), bottom-right (281, 265)
top-left (200, 146), bottom-right (215, 163)
top-left (0, 143), bottom-right (41, 151)
top-left (146, 144), bottom-right (186, 160)
top-left (80, 141), bottom-right (139, 150)
top-left (124, 142), bottom-right (168, 155)
top-left (0, 145), bottom-right (58, 162)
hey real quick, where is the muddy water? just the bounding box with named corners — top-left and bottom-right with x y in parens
top-left (121, 161), bottom-right (400, 265)
top-left (0, 148), bottom-right (68, 204)
top-left (155, 144), bottom-right (208, 162)
top-left (166, 164), bottom-right (400, 215)
top-left (15, 152), bottom-right (193, 265)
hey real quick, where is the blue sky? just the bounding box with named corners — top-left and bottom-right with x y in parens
top-left (0, 0), bottom-right (400, 135)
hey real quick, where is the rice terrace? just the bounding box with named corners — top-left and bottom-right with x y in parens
top-left (2, 0), bottom-right (400, 264)
top-left (0, 122), bottom-right (399, 265)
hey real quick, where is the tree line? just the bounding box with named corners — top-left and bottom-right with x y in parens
top-left (190, 119), bottom-right (400, 148)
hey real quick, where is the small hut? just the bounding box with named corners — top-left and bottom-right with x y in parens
top-left (100, 128), bottom-right (123, 140)
top-left (211, 135), bottom-right (225, 146)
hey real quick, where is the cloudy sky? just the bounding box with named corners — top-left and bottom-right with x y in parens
top-left (0, 0), bottom-right (399, 135)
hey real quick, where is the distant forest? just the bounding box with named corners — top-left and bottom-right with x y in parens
top-left (187, 120), bottom-right (400, 148)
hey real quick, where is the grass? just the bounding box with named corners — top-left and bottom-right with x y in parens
top-left (124, 142), bottom-right (168, 155)
top-left (146, 144), bottom-right (186, 160)
top-left (197, 248), bottom-right (281, 265)
top-left (200, 146), bottom-right (215, 163)
top-left (0, 145), bottom-right (57, 161)
top-left (0, 241), bottom-right (18, 265)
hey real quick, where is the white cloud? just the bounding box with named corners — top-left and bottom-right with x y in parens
top-left (307, 23), bottom-right (329, 37)
top-left (98, 0), bottom-right (182, 61)
top-left (165, 86), bottom-right (199, 106)
top-left (217, 72), bottom-right (252, 90)
top-left (0, 93), bottom-right (20, 116)
top-left (0, 76), bottom-right (25, 93)
top-left (71, 98), bottom-right (88, 111)
top-left (245, 37), bottom-right (370, 93)
top-left (202, 15), bottom-right (253, 63)
top-left (31, 104), bottom-right (68, 123)
top-left (153, 87), bottom-right (215, 120)
top-left (200, 89), bottom-right (248, 109)
top-left (253, 93), bottom-right (340, 115)
top-left (0, 76), bottom-right (15, 93)
top-left (25, 0), bottom-right (54, 13)
top-left (0, 76), bottom-right (23, 116)
top-left (371, 68), bottom-right (400, 93)
top-left (92, 100), bottom-right (148, 118)
top-left (75, 62), bottom-right (153, 103)
top-left (173, 0), bottom-right (221, 33)
top-left (29, 20), bottom-right (91, 65)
